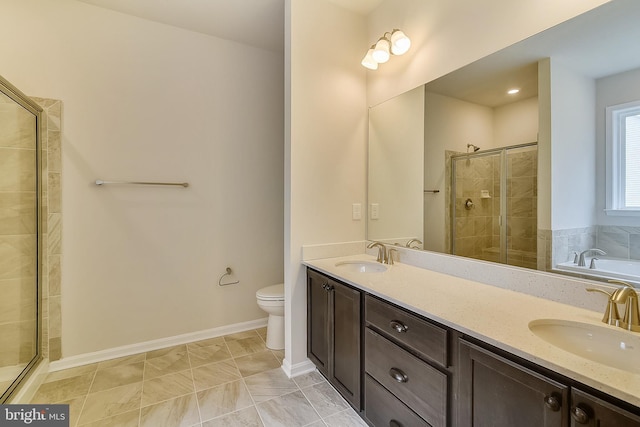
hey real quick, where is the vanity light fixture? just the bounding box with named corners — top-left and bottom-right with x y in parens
top-left (507, 88), bottom-right (520, 95)
top-left (361, 45), bottom-right (378, 70)
top-left (361, 29), bottom-right (411, 70)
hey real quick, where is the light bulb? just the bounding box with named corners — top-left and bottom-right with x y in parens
top-left (372, 37), bottom-right (390, 63)
top-left (361, 48), bottom-right (378, 70)
top-left (390, 30), bottom-right (411, 55)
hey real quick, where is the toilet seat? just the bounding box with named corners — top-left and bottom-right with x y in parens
top-left (256, 283), bottom-right (284, 301)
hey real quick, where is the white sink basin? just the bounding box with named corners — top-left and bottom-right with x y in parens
top-left (335, 261), bottom-right (387, 273)
top-left (528, 319), bottom-right (640, 373)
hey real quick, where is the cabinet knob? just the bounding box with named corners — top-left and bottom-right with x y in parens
top-left (389, 421), bottom-right (402, 427)
top-left (543, 394), bottom-right (561, 412)
top-left (570, 405), bottom-right (591, 424)
top-left (326, 284), bottom-right (334, 291)
top-left (389, 367), bottom-right (409, 383)
top-left (390, 320), bottom-right (409, 333)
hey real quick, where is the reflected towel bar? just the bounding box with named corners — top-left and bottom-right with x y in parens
top-left (424, 190), bottom-right (440, 193)
top-left (95, 179), bottom-right (189, 188)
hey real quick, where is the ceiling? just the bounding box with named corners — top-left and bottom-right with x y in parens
top-left (77, 0), bottom-right (384, 53)
top-left (426, 0), bottom-right (640, 108)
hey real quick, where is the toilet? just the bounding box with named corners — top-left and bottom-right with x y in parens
top-left (256, 283), bottom-right (285, 350)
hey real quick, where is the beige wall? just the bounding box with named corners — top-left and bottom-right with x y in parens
top-left (285, 0), bottom-right (368, 373)
top-left (0, 0), bottom-right (284, 358)
top-left (368, 86), bottom-right (424, 244)
top-left (285, 0), bottom-right (612, 371)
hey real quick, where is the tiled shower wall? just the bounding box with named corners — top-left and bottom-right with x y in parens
top-left (503, 149), bottom-right (537, 269)
top-left (32, 97), bottom-right (62, 362)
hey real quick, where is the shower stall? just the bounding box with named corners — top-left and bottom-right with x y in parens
top-left (0, 75), bottom-right (42, 402)
top-left (449, 143), bottom-right (538, 269)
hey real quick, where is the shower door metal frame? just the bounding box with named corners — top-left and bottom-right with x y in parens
top-left (0, 74), bottom-right (43, 403)
top-left (450, 142), bottom-right (537, 264)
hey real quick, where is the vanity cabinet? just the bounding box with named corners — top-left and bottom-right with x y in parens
top-left (459, 339), bottom-right (640, 427)
top-left (570, 388), bottom-right (640, 426)
top-left (305, 268), bottom-right (640, 427)
top-left (307, 269), bottom-right (362, 410)
top-left (364, 295), bottom-right (451, 427)
top-left (458, 339), bottom-right (568, 427)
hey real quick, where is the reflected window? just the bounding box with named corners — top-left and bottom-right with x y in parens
top-left (606, 100), bottom-right (640, 214)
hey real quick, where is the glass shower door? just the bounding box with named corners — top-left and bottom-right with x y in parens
top-left (0, 80), bottom-right (40, 402)
top-left (451, 151), bottom-right (503, 263)
top-left (451, 143), bottom-right (538, 268)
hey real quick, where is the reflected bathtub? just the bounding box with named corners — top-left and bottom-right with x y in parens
top-left (556, 258), bottom-right (640, 287)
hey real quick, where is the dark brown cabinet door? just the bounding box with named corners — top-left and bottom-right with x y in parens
top-left (458, 340), bottom-right (568, 427)
top-left (570, 389), bottom-right (640, 427)
top-left (307, 269), bottom-right (330, 376)
top-left (331, 279), bottom-right (361, 409)
top-left (307, 269), bottom-right (362, 411)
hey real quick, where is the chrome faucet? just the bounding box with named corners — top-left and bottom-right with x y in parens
top-left (367, 241), bottom-right (387, 263)
top-left (405, 238), bottom-right (423, 249)
top-left (577, 248), bottom-right (606, 266)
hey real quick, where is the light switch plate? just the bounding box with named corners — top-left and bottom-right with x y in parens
top-left (352, 203), bottom-right (362, 220)
top-left (370, 203), bottom-right (379, 220)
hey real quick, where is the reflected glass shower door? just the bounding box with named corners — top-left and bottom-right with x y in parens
top-left (451, 143), bottom-right (537, 268)
top-left (451, 151), bottom-right (503, 263)
top-left (0, 82), bottom-right (40, 402)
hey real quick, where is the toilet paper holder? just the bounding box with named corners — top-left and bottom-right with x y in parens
top-left (218, 267), bottom-right (240, 286)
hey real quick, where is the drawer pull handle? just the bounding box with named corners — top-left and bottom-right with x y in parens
top-left (389, 421), bottom-right (402, 427)
top-left (570, 405), bottom-right (591, 424)
top-left (543, 394), bottom-right (561, 412)
top-left (389, 367), bottom-right (408, 383)
top-left (390, 320), bottom-right (409, 333)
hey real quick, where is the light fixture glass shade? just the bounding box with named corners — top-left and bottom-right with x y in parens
top-left (390, 30), bottom-right (411, 55)
top-left (361, 48), bottom-right (378, 70)
top-left (372, 38), bottom-right (390, 63)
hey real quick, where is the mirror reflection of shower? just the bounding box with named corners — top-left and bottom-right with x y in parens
top-left (466, 143), bottom-right (481, 153)
top-left (449, 142), bottom-right (538, 269)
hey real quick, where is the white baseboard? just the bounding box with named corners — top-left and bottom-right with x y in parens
top-left (49, 317), bottom-right (268, 372)
top-left (281, 357), bottom-right (316, 378)
top-left (8, 358), bottom-right (49, 404)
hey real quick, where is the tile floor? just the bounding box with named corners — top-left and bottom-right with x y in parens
top-left (31, 328), bottom-right (367, 427)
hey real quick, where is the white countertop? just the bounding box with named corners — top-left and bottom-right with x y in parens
top-left (303, 254), bottom-right (640, 408)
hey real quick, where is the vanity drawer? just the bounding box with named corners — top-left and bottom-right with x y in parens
top-left (366, 295), bottom-right (448, 366)
top-left (364, 374), bottom-right (430, 427)
top-left (365, 328), bottom-right (447, 427)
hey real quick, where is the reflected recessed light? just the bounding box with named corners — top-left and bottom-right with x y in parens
top-left (507, 88), bottom-right (520, 95)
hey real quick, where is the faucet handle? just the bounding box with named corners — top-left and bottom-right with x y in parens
top-left (387, 248), bottom-right (398, 265)
top-left (586, 288), bottom-right (621, 326)
top-left (607, 281), bottom-right (640, 331)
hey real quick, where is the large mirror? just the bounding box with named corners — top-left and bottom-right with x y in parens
top-left (368, 0), bottom-right (640, 286)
